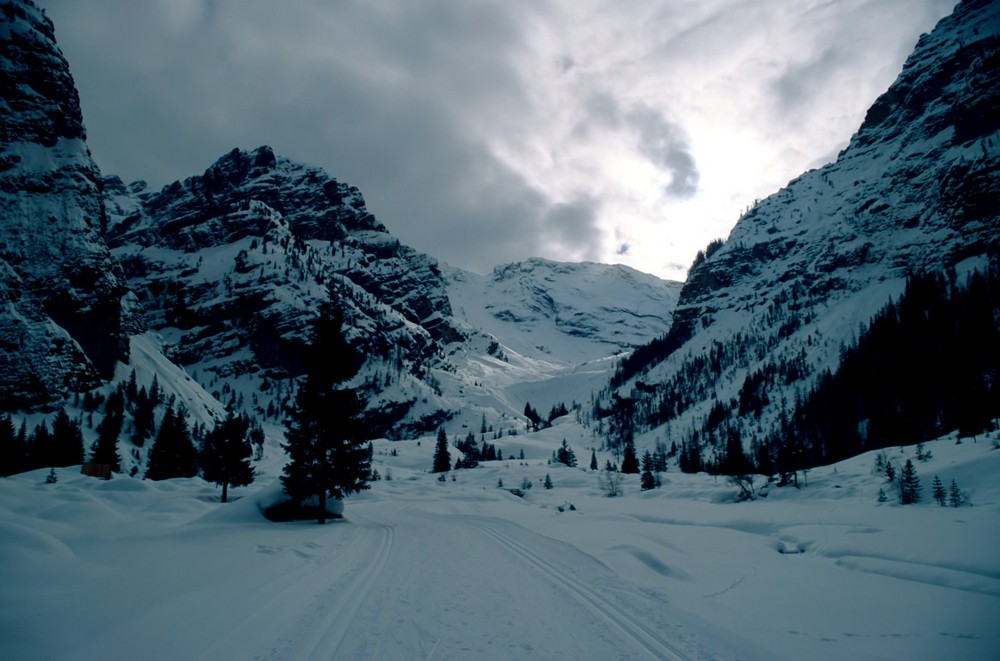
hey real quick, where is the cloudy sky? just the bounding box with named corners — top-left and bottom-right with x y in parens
top-left (42, 0), bottom-right (955, 280)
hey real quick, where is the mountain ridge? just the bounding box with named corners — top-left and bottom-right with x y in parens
top-left (600, 0), bottom-right (999, 466)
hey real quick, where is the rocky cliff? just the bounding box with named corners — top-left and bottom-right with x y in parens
top-left (0, 0), bottom-right (126, 410)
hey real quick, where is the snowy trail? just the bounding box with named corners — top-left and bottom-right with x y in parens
top-left (310, 501), bottom-right (710, 660)
top-left (467, 518), bottom-right (691, 660)
top-left (297, 521), bottom-right (395, 660)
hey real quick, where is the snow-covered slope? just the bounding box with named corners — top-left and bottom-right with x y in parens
top-left (604, 0), bottom-right (1000, 455)
top-left (0, 0), bottom-right (126, 409)
top-left (429, 258), bottom-right (680, 433)
top-left (446, 258), bottom-right (680, 366)
top-left (2, 427), bottom-right (997, 660)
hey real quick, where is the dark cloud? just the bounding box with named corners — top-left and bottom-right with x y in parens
top-left (40, 0), bottom-right (599, 273)
top-left (38, 0), bottom-right (955, 279)
top-left (578, 95), bottom-right (699, 199)
top-left (627, 105), bottom-right (699, 198)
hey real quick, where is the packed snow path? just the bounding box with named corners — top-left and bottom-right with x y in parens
top-left (221, 502), bottom-right (698, 660)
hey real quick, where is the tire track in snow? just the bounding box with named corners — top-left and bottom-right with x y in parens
top-left (299, 522), bottom-right (394, 660)
top-left (469, 520), bottom-right (691, 661)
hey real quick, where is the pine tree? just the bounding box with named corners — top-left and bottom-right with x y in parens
top-left (931, 475), bottom-right (946, 506)
top-left (898, 459), bottom-right (921, 505)
top-left (91, 390), bottom-right (124, 473)
top-left (543, 473), bottom-right (553, 489)
top-left (201, 413), bottom-right (255, 502)
top-left (620, 439), bottom-right (639, 474)
top-left (948, 478), bottom-right (964, 507)
top-left (145, 405), bottom-right (199, 480)
top-left (432, 427), bottom-right (451, 473)
top-left (282, 291), bottom-right (371, 523)
top-left (589, 448), bottom-right (598, 471)
top-left (131, 386), bottom-right (156, 448)
top-left (0, 414), bottom-right (25, 476)
top-left (554, 439), bottom-right (577, 467)
top-left (50, 410), bottom-right (84, 467)
top-left (28, 421), bottom-right (53, 471)
top-left (640, 449), bottom-right (657, 491)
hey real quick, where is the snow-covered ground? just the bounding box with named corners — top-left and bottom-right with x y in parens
top-left (2, 426), bottom-right (997, 660)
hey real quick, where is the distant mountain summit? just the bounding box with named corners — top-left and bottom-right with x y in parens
top-left (446, 258), bottom-right (680, 366)
top-left (602, 0), bottom-right (1000, 457)
top-left (0, 0), bottom-right (126, 409)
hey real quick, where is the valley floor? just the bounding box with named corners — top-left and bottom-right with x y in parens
top-left (1, 430), bottom-right (998, 660)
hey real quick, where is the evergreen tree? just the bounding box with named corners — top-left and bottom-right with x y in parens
top-left (589, 448), bottom-right (598, 471)
top-left (50, 409), bottom-right (84, 467)
top-left (432, 427), bottom-right (451, 473)
top-left (620, 438), bottom-right (640, 474)
top-left (201, 413), bottom-right (255, 502)
top-left (719, 427), bottom-right (753, 476)
top-left (948, 478), bottom-right (964, 507)
top-left (0, 414), bottom-right (26, 476)
top-left (640, 450), bottom-right (657, 490)
top-left (28, 421), bottom-right (53, 471)
top-left (145, 405), bottom-right (198, 480)
top-left (932, 475), bottom-right (946, 506)
top-left (523, 402), bottom-right (541, 431)
top-left (131, 386), bottom-right (156, 448)
top-left (679, 437), bottom-right (702, 474)
top-left (543, 473), bottom-right (553, 489)
top-left (898, 459), bottom-right (921, 505)
top-left (282, 291), bottom-right (370, 523)
top-left (91, 390), bottom-right (124, 472)
top-left (554, 439), bottom-right (577, 467)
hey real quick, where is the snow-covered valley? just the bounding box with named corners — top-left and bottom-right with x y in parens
top-left (2, 425), bottom-right (998, 660)
top-left (2, 0), bottom-right (999, 658)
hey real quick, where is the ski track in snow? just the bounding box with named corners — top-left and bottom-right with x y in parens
top-left (466, 518), bottom-right (691, 660)
top-left (299, 521), bottom-right (395, 660)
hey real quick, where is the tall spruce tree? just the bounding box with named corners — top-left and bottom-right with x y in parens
top-left (145, 405), bottom-right (198, 480)
top-left (898, 459), bottom-right (922, 505)
top-left (91, 390), bottom-right (124, 473)
top-left (201, 412), bottom-right (255, 503)
top-left (282, 290), bottom-right (370, 523)
top-left (931, 475), bottom-right (946, 506)
top-left (640, 450), bottom-right (657, 491)
top-left (50, 409), bottom-right (84, 467)
top-left (432, 427), bottom-right (451, 473)
top-left (0, 414), bottom-right (25, 476)
top-left (620, 438), bottom-right (640, 474)
top-left (554, 439), bottom-right (577, 467)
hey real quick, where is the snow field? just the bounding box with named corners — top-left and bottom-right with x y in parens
top-left (2, 426), bottom-right (998, 660)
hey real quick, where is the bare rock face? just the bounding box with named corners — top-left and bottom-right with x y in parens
top-left (0, 0), bottom-right (126, 410)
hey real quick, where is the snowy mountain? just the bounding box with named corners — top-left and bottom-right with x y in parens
top-left (0, 0), bottom-right (683, 446)
top-left (100, 146), bottom-right (683, 439)
top-left (600, 0), bottom-right (1000, 459)
top-left (104, 146), bottom-right (474, 437)
top-left (0, 1), bottom-right (126, 410)
top-left (445, 258), bottom-right (680, 366)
